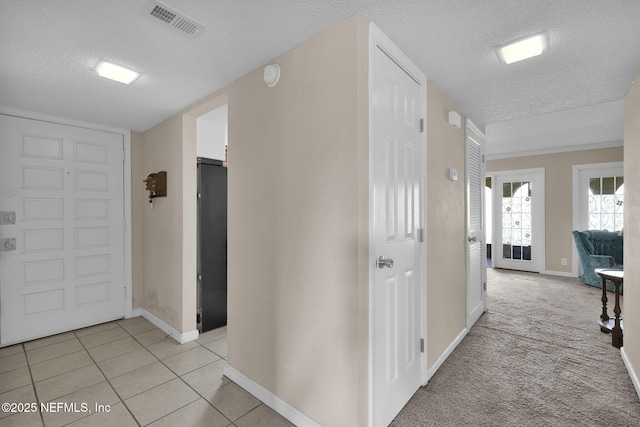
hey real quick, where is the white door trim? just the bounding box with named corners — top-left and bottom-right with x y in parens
top-left (571, 161), bottom-right (624, 276)
top-left (0, 105), bottom-right (133, 319)
top-left (368, 22), bottom-right (427, 427)
top-left (491, 168), bottom-right (546, 273)
top-left (466, 120), bottom-right (484, 143)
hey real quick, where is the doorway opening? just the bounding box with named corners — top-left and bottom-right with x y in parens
top-left (196, 104), bottom-right (228, 333)
top-left (485, 176), bottom-right (493, 268)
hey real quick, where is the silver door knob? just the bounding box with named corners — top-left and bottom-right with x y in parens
top-left (378, 256), bottom-right (394, 269)
top-left (1, 237), bottom-right (16, 251)
top-left (0, 211), bottom-right (16, 225)
top-left (468, 236), bottom-right (478, 242)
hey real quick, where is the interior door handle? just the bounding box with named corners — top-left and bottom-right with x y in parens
top-left (377, 256), bottom-right (394, 269)
top-left (468, 236), bottom-right (479, 243)
top-left (0, 237), bottom-right (16, 251)
top-left (0, 211), bottom-right (16, 224)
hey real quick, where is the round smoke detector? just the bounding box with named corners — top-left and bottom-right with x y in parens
top-left (263, 64), bottom-right (281, 87)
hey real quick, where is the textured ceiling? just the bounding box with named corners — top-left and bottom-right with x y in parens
top-left (1, 0), bottom-right (639, 156)
top-left (485, 100), bottom-right (624, 158)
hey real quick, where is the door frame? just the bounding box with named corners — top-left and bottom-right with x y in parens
top-left (0, 106), bottom-right (133, 319)
top-left (368, 23), bottom-right (427, 426)
top-left (491, 168), bottom-right (546, 273)
top-left (465, 120), bottom-right (487, 329)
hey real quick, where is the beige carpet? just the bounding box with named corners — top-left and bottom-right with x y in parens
top-left (392, 268), bottom-right (640, 426)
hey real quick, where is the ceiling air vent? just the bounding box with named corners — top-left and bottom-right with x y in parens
top-left (145, 1), bottom-right (204, 36)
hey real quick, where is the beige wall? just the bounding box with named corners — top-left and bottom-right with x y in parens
top-left (228, 16), bottom-right (369, 427)
top-left (181, 116), bottom-right (197, 333)
top-left (486, 147), bottom-right (623, 273)
top-left (180, 15), bottom-right (370, 426)
top-left (623, 70), bottom-right (640, 386)
top-left (425, 83), bottom-right (468, 368)
top-left (140, 114), bottom-right (192, 332)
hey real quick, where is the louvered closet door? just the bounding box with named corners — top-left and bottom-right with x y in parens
top-left (466, 121), bottom-right (486, 328)
top-left (0, 115), bottom-right (125, 346)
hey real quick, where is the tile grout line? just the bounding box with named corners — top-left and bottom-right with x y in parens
top-left (234, 404), bottom-right (269, 426)
top-left (79, 319), bottom-right (191, 425)
top-left (5, 322), bottom-right (147, 426)
top-left (1, 333), bottom-right (86, 427)
top-left (18, 343), bottom-right (46, 427)
top-left (70, 324), bottom-right (142, 427)
top-left (105, 321), bottom-right (227, 426)
top-left (187, 336), bottom-right (243, 425)
top-left (12, 320), bottom-right (235, 427)
top-left (128, 332), bottom-right (234, 426)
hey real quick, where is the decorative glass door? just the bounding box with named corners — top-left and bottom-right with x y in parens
top-left (574, 163), bottom-right (623, 277)
top-left (493, 170), bottom-right (544, 272)
top-left (576, 163), bottom-right (624, 232)
top-left (588, 176), bottom-right (624, 231)
top-left (502, 181), bottom-right (532, 261)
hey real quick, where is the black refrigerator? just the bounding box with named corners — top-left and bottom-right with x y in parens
top-left (197, 157), bottom-right (227, 332)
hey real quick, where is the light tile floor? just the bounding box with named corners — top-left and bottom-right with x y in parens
top-left (0, 318), bottom-right (294, 427)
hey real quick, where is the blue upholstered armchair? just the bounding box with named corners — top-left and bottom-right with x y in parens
top-left (572, 230), bottom-right (623, 293)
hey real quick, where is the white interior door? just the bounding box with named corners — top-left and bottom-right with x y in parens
top-left (0, 115), bottom-right (125, 346)
top-left (371, 28), bottom-right (425, 427)
top-left (465, 121), bottom-right (486, 328)
top-left (493, 169), bottom-right (545, 273)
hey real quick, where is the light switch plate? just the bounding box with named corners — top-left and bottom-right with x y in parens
top-left (448, 168), bottom-right (458, 181)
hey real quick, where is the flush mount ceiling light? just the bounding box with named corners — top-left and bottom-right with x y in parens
top-left (496, 33), bottom-right (548, 65)
top-left (94, 60), bottom-right (140, 84)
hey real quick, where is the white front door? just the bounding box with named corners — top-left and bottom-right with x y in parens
top-left (493, 169), bottom-right (545, 273)
top-left (0, 115), bottom-right (125, 346)
top-left (371, 26), bottom-right (425, 427)
top-left (465, 121), bottom-right (486, 328)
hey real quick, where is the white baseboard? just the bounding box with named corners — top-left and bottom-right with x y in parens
top-left (426, 327), bottom-right (468, 382)
top-left (621, 348), bottom-right (640, 400)
top-left (541, 270), bottom-right (577, 278)
top-left (136, 309), bottom-right (199, 344)
top-left (224, 364), bottom-right (322, 427)
top-left (129, 308), bottom-right (143, 318)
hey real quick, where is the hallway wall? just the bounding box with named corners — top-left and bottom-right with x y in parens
top-left (622, 70), bottom-right (640, 393)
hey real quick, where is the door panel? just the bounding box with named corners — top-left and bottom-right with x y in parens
top-left (466, 122), bottom-right (486, 328)
top-left (493, 170), bottom-right (544, 272)
top-left (197, 159), bottom-right (227, 332)
top-left (0, 115), bottom-right (125, 345)
top-left (372, 44), bottom-right (423, 426)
